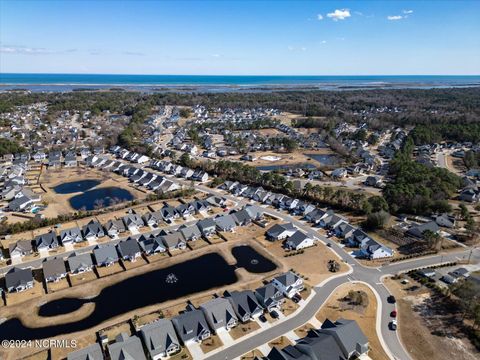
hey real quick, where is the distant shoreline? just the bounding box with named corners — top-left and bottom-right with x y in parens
top-left (1, 74), bottom-right (479, 92)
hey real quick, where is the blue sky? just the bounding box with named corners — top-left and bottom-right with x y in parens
top-left (1, 0), bottom-right (479, 75)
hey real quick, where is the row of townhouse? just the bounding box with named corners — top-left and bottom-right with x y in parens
top-left (3, 204), bottom-right (265, 290)
top-left (150, 159), bottom-right (209, 183)
top-left (66, 271), bottom-right (303, 360)
top-left (221, 180), bottom-right (394, 260)
top-left (6, 196), bottom-right (226, 261)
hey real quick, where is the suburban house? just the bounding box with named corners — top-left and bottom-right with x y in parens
top-left (160, 232), bottom-right (187, 251)
top-left (117, 238), bottom-right (142, 262)
top-left (433, 213), bottom-right (456, 228)
top-left (232, 209), bottom-right (253, 226)
top-left (137, 235), bottom-right (166, 255)
top-left (108, 333), bottom-right (147, 360)
top-left (225, 290), bottom-right (263, 322)
top-left (171, 309), bottom-right (211, 344)
top-left (266, 223), bottom-right (297, 241)
top-left (143, 211), bottom-right (164, 227)
top-left (190, 199), bottom-right (210, 214)
top-left (176, 203), bottom-right (195, 218)
top-left (197, 218), bottom-right (217, 237)
top-left (178, 224), bottom-right (202, 242)
top-left (214, 214), bottom-right (237, 232)
top-left (140, 319), bottom-right (180, 359)
top-left (43, 257), bottom-right (68, 282)
top-left (200, 297), bottom-right (238, 332)
top-left (269, 318), bottom-right (369, 360)
top-left (5, 267), bottom-right (34, 292)
top-left (9, 240), bottom-right (33, 259)
top-left (67, 343), bottom-right (104, 360)
top-left (67, 253), bottom-right (94, 274)
top-left (105, 219), bottom-right (127, 238)
top-left (60, 227), bottom-right (83, 244)
top-left (64, 151), bottom-right (78, 167)
top-left (82, 220), bottom-right (106, 241)
top-left (255, 283), bottom-right (285, 311)
top-left (312, 319), bottom-right (369, 359)
top-left (35, 231), bottom-right (59, 251)
top-left (123, 213), bottom-right (145, 232)
top-left (161, 205), bottom-right (179, 223)
top-left (334, 222), bottom-right (357, 239)
top-left (93, 244), bottom-right (119, 267)
top-left (406, 221), bottom-right (440, 238)
top-left (358, 237), bottom-right (394, 259)
top-left (320, 213), bottom-right (347, 230)
top-left (272, 271), bottom-right (304, 298)
top-left (284, 230), bottom-right (314, 251)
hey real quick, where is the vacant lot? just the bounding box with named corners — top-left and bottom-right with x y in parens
top-left (384, 277), bottom-right (479, 360)
top-left (316, 283), bottom-right (389, 360)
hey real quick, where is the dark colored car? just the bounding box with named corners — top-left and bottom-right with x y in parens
top-left (270, 310), bottom-right (279, 319)
top-left (259, 314), bottom-right (267, 323)
top-left (326, 243), bottom-right (332, 247)
top-left (390, 310), bottom-right (397, 318)
top-left (387, 295), bottom-right (396, 304)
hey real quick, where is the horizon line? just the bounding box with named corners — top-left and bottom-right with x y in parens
top-left (2, 73), bottom-right (480, 77)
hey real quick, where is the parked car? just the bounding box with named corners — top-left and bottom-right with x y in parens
top-left (270, 310), bottom-right (279, 319)
top-left (390, 310), bottom-right (397, 318)
top-left (326, 242), bottom-right (332, 247)
top-left (387, 295), bottom-right (396, 304)
top-left (259, 314), bottom-right (267, 323)
top-left (389, 319), bottom-right (397, 330)
top-left (292, 294), bottom-right (302, 303)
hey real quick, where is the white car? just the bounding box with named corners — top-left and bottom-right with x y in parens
top-left (389, 319), bottom-right (397, 331)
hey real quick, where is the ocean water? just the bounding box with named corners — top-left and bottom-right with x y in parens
top-left (1, 73), bottom-right (479, 92)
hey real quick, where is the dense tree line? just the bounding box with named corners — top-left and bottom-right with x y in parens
top-left (410, 124), bottom-right (480, 145)
top-left (383, 137), bottom-right (462, 215)
top-left (0, 138), bottom-right (25, 156)
top-left (2, 88), bottom-right (479, 129)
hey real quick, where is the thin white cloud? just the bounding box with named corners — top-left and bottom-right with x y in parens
top-left (211, 54), bottom-right (221, 58)
top-left (403, 10), bottom-right (414, 14)
top-left (0, 46), bottom-right (60, 55)
top-left (123, 51), bottom-right (144, 56)
top-left (327, 9), bottom-right (351, 21)
top-left (387, 15), bottom-right (403, 21)
top-left (317, 14), bottom-right (323, 20)
top-left (320, 40), bottom-right (327, 44)
top-left (1, 46), bottom-right (79, 55)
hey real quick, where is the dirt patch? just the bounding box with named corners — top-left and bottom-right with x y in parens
top-left (268, 335), bottom-right (292, 349)
top-left (264, 241), bottom-right (346, 285)
top-left (384, 277), bottom-right (479, 360)
top-left (230, 321), bottom-right (261, 340)
top-left (294, 323), bottom-right (314, 338)
top-left (316, 283), bottom-right (389, 360)
top-left (5, 281), bottom-right (45, 306)
top-left (200, 334), bottom-right (224, 353)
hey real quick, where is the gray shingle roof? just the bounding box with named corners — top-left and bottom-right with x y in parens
top-left (140, 319), bottom-right (179, 358)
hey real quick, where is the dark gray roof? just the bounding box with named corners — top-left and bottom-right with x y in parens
top-left (140, 319), bottom-right (179, 358)
top-left (407, 221), bottom-right (440, 238)
top-left (67, 253), bottom-right (94, 272)
top-left (285, 231), bottom-right (310, 247)
top-left (93, 244), bottom-right (119, 265)
top-left (43, 257), bottom-right (67, 279)
top-left (82, 220), bottom-right (105, 238)
top-left (179, 224), bottom-right (201, 240)
top-left (117, 238), bottom-right (141, 258)
top-left (108, 333), bottom-right (147, 360)
top-left (35, 231), bottom-right (58, 249)
top-left (267, 223), bottom-right (296, 238)
top-left (214, 214), bottom-right (237, 231)
top-left (5, 267), bottom-right (33, 289)
top-left (197, 218), bottom-right (216, 231)
top-left (226, 290), bottom-right (263, 319)
top-left (200, 297), bottom-right (238, 331)
top-left (171, 309), bottom-right (210, 343)
top-left (67, 343), bottom-right (104, 360)
top-left (160, 232), bottom-right (185, 248)
top-left (319, 318), bottom-right (369, 358)
top-left (232, 209), bottom-right (252, 225)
